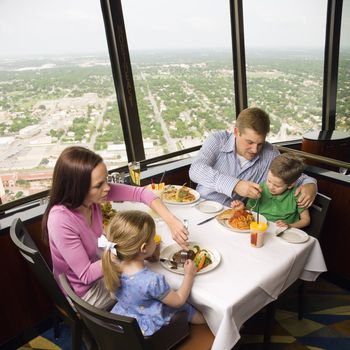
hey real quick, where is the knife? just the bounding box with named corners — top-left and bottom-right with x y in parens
top-left (160, 258), bottom-right (178, 266)
top-left (276, 227), bottom-right (288, 236)
top-left (197, 215), bottom-right (218, 226)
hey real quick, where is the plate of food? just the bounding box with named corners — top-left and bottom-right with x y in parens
top-left (160, 242), bottom-right (221, 275)
top-left (216, 208), bottom-right (267, 233)
top-left (277, 228), bottom-right (309, 243)
top-left (195, 200), bottom-right (223, 213)
top-left (161, 185), bottom-right (200, 205)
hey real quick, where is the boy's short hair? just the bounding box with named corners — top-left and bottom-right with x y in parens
top-left (269, 153), bottom-right (305, 185)
top-left (236, 107), bottom-right (270, 135)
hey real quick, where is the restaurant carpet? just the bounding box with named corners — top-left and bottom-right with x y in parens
top-left (17, 278), bottom-right (350, 350)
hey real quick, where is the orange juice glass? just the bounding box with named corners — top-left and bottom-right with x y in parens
top-left (250, 222), bottom-right (268, 248)
top-left (149, 234), bottom-right (162, 262)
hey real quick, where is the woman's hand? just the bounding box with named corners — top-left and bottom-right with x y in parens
top-left (150, 198), bottom-right (189, 249)
top-left (167, 216), bottom-right (189, 250)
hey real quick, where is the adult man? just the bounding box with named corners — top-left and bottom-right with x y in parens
top-left (189, 107), bottom-right (316, 207)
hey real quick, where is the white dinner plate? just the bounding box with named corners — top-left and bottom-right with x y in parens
top-left (195, 200), bottom-right (223, 213)
top-left (278, 228), bottom-right (309, 243)
top-left (161, 185), bottom-right (200, 205)
top-left (160, 242), bottom-right (221, 275)
top-left (216, 211), bottom-right (268, 233)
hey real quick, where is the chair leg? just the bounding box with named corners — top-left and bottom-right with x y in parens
top-left (298, 282), bottom-right (305, 320)
top-left (71, 322), bottom-right (83, 350)
top-left (53, 309), bottom-right (61, 339)
top-left (263, 302), bottom-right (275, 350)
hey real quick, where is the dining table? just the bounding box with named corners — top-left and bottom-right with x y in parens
top-left (112, 199), bottom-right (327, 350)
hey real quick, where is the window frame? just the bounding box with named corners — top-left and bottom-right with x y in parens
top-left (0, 0), bottom-right (344, 213)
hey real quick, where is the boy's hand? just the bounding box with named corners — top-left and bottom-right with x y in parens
top-left (183, 259), bottom-right (197, 277)
top-left (275, 220), bottom-right (288, 228)
top-left (230, 200), bottom-right (245, 210)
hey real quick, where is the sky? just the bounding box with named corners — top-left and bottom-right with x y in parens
top-left (0, 0), bottom-right (348, 57)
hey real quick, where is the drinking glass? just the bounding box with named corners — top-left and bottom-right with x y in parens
top-left (339, 167), bottom-right (348, 175)
top-left (250, 221), bottom-right (268, 248)
top-left (128, 161), bottom-right (141, 186)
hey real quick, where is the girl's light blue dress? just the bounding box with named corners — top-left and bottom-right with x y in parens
top-left (111, 267), bottom-right (196, 336)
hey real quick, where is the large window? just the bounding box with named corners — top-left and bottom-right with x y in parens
top-left (336, 0), bottom-right (350, 131)
top-left (243, 0), bottom-right (327, 142)
top-left (122, 0), bottom-right (235, 158)
top-left (0, 0), bottom-right (124, 205)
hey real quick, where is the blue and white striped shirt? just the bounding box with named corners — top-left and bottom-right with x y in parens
top-left (189, 131), bottom-right (316, 207)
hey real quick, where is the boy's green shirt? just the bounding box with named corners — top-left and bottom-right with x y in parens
top-left (247, 182), bottom-right (304, 224)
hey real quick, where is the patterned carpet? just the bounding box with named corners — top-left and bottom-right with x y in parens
top-left (18, 278), bottom-right (350, 350)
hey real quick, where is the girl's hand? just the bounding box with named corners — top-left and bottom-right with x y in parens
top-left (230, 200), bottom-right (244, 210)
top-left (275, 220), bottom-right (288, 228)
top-left (183, 259), bottom-right (196, 277)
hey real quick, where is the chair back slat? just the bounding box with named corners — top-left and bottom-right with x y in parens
top-left (10, 218), bottom-right (78, 320)
top-left (10, 218), bottom-right (84, 350)
top-left (305, 192), bottom-right (331, 239)
top-left (59, 273), bottom-right (147, 350)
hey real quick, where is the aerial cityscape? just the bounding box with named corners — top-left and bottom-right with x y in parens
top-left (0, 49), bottom-right (349, 204)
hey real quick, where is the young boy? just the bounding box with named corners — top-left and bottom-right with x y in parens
top-left (232, 153), bottom-right (310, 230)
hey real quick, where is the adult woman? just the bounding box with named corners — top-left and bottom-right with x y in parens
top-left (42, 146), bottom-right (188, 309)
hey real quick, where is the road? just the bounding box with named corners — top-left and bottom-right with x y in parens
top-left (141, 73), bottom-right (178, 153)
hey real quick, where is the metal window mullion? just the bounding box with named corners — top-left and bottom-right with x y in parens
top-left (230, 0), bottom-right (248, 117)
top-left (100, 0), bottom-right (145, 161)
top-left (322, 0), bottom-right (343, 131)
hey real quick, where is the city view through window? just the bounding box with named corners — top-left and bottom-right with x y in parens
top-left (0, 0), bottom-right (349, 205)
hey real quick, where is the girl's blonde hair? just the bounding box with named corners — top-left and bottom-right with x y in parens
top-left (102, 210), bottom-right (155, 292)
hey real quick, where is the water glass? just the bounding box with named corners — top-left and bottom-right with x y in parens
top-left (128, 161), bottom-right (141, 186)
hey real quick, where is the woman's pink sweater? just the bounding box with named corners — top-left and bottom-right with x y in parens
top-left (48, 183), bottom-right (157, 297)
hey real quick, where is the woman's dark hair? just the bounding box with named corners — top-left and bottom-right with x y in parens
top-left (42, 146), bottom-right (102, 242)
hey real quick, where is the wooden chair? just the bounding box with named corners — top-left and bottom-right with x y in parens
top-left (9, 218), bottom-right (84, 350)
top-left (59, 273), bottom-right (192, 350)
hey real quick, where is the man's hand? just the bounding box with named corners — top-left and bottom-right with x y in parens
top-left (234, 180), bottom-right (262, 199)
top-left (295, 183), bottom-right (317, 208)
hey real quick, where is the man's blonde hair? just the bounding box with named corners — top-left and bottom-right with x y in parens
top-left (236, 107), bottom-right (270, 135)
top-left (102, 210), bottom-right (155, 292)
top-left (269, 153), bottom-right (305, 185)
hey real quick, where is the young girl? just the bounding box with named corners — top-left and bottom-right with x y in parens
top-left (101, 210), bottom-right (205, 336)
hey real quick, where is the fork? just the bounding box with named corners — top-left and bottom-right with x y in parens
top-left (183, 219), bottom-right (189, 230)
top-left (247, 198), bottom-right (259, 213)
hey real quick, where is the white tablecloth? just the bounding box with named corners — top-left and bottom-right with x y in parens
top-left (113, 201), bottom-right (327, 350)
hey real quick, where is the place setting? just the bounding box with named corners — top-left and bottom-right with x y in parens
top-left (194, 200), bottom-right (223, 213)
top-left (275, 227), bottom-right (309, 244)
top-left (196, 201), bottom-right (268, 234)
top-left (161, 184), bottom-right (200, 205)
top-left (159, 241), bottom-right (221, 275)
